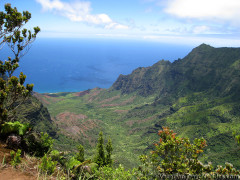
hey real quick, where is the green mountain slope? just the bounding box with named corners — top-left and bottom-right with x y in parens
top-left (113, 44), bottom-right (240, 99)
top-left (15, 96), bottom-right (57, 137)
top-left (36, 44), bottom-right (240, 168)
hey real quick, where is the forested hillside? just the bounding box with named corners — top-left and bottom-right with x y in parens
top-left (37, 44), bottom-right (240, 168)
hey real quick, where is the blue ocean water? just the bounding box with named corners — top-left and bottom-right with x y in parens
top-left (1, 38), bottom-right (194, 93)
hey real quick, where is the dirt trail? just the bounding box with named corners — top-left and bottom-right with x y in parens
top-left (0, 142), bottom-right (37, 180)
top-left (0, 167), bottom-right (36, 180)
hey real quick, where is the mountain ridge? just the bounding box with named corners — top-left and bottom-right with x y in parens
top-left (112, 44), bottom-right (240, 99)
top-left (35, 44), bottom-right (240, 168)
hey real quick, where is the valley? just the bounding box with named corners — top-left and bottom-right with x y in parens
top-left (35, 44), bottom-right (240, 169)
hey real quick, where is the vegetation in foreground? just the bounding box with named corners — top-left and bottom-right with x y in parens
top-left (2, 124), bottom-right (240, 179)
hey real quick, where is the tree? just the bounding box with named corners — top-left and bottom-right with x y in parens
top-left (106, 138), bottom-right (113, 166)
top-left (0, 3), bottom-right (40, 124)
top-left (151, 127), bottom-right (210, 175)
top-left (75, 144), bottom-right (85, 162)
top-left (138, 127), bottom-right (212, 178)
top-left (95, 131), bottom-right (106, 167)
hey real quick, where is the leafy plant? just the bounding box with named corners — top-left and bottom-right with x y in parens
top-left (152, 127), bottom-right (210, 175)
top-left (24, 132), bottom-right (53, 157)
top-left (93, 164), bottom-right (134, 180)
top-left (137, 127), bottom-right (213, 178)
top-left (75, 144), bottom-right (85, 162)
top-left (10, 149), bottom-right (22, 167)
top-left (65, 156), bottom-right (81, 172)
top-left (95, 131), bottom-right (106, 167)
top-left (1, 121), bottom-right (29, 136)
top-left (49, 149), bottom-right (65, 166)
top-left (215, 162), bottom-right (240, 175)
top-left (106, 138), bottom-right (113, 167)
top-left (39, 154), bottom-right (57, 175)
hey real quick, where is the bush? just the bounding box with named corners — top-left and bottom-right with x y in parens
top-left (137, 127), bottom-right (212, 178)
top-left (65, 156), bottom-right (81, 172)
top-left (1, 121), bottom-right (30, 136)
top-left (39, 154), bottom-right (57, 175)
top-left (216, 162), bottom-right (240, 175)
top-left (75, 144), bottom-right (84, 162)
top-left (49, 150), bottom-right (65, 165)
top-left (24, 132), bottom-right (53, 157)
top-left (93, 164), bottom-right (134, 180)
top-left (10, 149), bottom-right (22, 167)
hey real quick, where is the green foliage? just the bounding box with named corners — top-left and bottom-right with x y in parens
top-left (215, 162), bottom-right (240, 175)
top-left (233, 131), bottom-right (240, 145)
top-left (10, 149), bottom-right (21, 167)
top-left (152, 127), bottom-right (209, 175)
top-left (40, 132), bottom-right (53, 152)
top-left (106, 138), bottom-right (113, 167)
top-left (0, 3), bottom-right (40, 124)
top-left (137, 127), bottom-right (213, 178)
top-left (93, 164), bottom-right (134, 180)
top-left (24, 132), bottom-right (53, 157)
top-left (49, 150), bottom-right (65, 166)
top-left (95, 131), bottom-right (106, 167)
top-left (39, 154), bottom-right (57, 175)
top-left (14, 96), bottom-right (57, 137)
top-left (65, 156), bottom-right (81, 173)
top-left (1, 121), bottom-right (29, 136)
top-left (75, 144), bottom-right (85, 162)
top-left (94, 132), bottom-right (113, 167)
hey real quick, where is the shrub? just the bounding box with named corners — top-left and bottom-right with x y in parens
top-left (39, 154), bottom-right (57, 175)
top-left (1, 121), bottom-right (30, 136)
top-left (138, 127), bottom-right (212, 178)
top-left (49, 150), bottom-right (65, 165)
top-left (75, 144), bottom-right (84, 162)
top-left (93, 164), bottom-right (134, 180)
top-left (10, 149), bottom-right (22, 167)
top-left (215, 162), bottom-right (240, 175)
top-left (65, 156), bottom-right (81, 172)
top-left (24, 132), bottom-right (53, 157)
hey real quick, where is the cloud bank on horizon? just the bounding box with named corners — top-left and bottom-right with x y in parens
top-left (33, 0), bottom-right (240, 46)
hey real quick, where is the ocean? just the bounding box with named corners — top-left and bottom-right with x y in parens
top-left (1, 38), bottom-right (194, 93)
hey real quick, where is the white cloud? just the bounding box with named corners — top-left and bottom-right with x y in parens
top-left (105, 23), bottom-right (129, 30)
top-left (36, 0), bottom-right (128, 29)
top-left (143, 35), bottom-right (240, 47)
top-left (164, 0), bottom-right (240, 25)
top-left (192, 25), bottom-right (210, 34)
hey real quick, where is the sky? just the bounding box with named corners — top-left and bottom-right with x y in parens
top-left (1, 0), bottom-right (240, 46)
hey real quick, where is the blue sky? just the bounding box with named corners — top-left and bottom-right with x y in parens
top-left (1, 0), bottom-right (240, 46)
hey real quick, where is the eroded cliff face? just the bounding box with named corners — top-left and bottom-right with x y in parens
top-left (14, 95), bottom-right (57, 137)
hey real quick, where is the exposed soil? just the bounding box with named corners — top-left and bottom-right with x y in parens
top-left (0, 142), bottom-right (37, 180)
top-left (34, 93), bottom-right (63, 105)
top-left (73, 90), bottom-right (90, 97)
top-left (98, 95), bottom-right (120, 104)
top-left (56, 112), bottom-right (88, 122)
top-left (0, 168), bottom-right (36, 180)
top-left (87, 89), bottom-right (103, 102)
top-left (54, 111), bottom-right (101, 145)
top-left (0, 143), bottom-right (11, 164)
